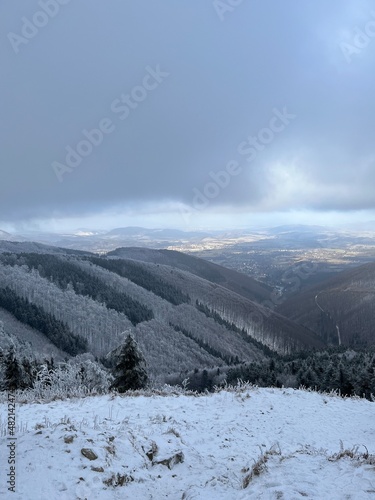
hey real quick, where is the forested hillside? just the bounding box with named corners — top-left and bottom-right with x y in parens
top-left (0, 241), bottom-right (374, 395)
top-left (107, 247), bottom-right (273, 303)
top-left (0, 287), bottom-right (87, 355)
top-left (0, 243), bottom-right (326, 381)
top-left (278, 262), bottom-right (375, 348)
top-left (102, 253), bottom-right (325, 352)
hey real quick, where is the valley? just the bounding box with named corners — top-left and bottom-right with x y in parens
top-left (0, 225), bottom-right (374, 397)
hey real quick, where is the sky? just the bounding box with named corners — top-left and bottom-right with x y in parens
top-left (1, 0), bottom-right (375, 233)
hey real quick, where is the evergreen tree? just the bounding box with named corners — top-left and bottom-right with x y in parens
top-left (21, 358), bottom-right (37, 389)
top-left (110, 334), bottom-right (148, 393)
top-left (5, 348), bottom-right (22, 390)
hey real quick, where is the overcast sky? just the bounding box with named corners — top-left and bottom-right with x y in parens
top-left (1, 0), bottom-right (375, 232)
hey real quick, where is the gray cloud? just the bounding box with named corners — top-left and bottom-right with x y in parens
top-left (1, 0), bottom-right (375, 228)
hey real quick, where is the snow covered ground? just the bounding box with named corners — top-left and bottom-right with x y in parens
top-left (1, 386), bottom-right (374, 499)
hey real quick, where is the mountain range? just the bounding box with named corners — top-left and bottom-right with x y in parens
top-left (0, 238), bottom-right (374, 382)
top-left (0, 241), bottom-right (326, 379)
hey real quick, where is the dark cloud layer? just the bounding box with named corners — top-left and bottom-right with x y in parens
top-left (1, 0), bottom-right (375, 226)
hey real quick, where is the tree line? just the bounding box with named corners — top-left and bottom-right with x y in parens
top-left (0, 333), bottom-right (148, 395)
top-left (165, 347), bottom-right (375, 400)
top-left (226, 348), bottom-right (375, 399)
top-left (169, 322), bottom-right (240, 365)
top-left (195, 300), bottom-right (275, 357)
top-left (0, 253), bottom-right (153, 325)
top-left (0, 286), bottom-right (87, 355)
top-left (86, 256), bottom-right (191, 306)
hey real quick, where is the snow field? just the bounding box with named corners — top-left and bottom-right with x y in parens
top-left (0, 387), bottom-right (374, 499)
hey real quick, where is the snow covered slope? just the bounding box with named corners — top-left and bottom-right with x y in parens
top-left (0, 387), bottom-right (374, 499)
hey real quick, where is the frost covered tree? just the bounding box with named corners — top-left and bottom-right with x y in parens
top-left (68, 354), bottom-right (113, 393)
top-left (110, 334), bottom-right (148, 392)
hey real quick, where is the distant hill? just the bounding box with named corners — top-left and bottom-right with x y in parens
top-left (0, 240), bottom-right (93, 256)
top-left (278, 262), bottom-right (375, 347)
top-left (106, 227), bottom-right (209, 239)
top-left (13, 226), bottom-right (214, 253)
top-left (107, 247), bottom-right (273, 304)
top-left (268, 224), bottom-right (328, 234)
top-left (0, 229), bottom-right (26, 242)
top-left (0, 230), bottom-right (11, 239)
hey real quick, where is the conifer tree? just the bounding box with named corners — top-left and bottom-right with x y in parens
top-left (5, 348), bottom-right (22, 390)
top-left (110, 334), bottom-right (148, 393)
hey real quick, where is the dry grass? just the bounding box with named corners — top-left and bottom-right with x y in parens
top-left (103, 473), bottom-right (134, 487)
top-left (165, 427), bottom-right (181, 438)
top-left (242, 444), bottom-right (281, 489)
top-left (328, 441), bottom-right (375, 464)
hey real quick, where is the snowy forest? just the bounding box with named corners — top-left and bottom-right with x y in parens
top-left (0, 244), bottom-right (374, 401)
